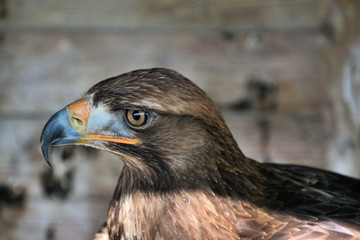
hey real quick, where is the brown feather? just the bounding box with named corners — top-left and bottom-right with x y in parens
top-left (74, 68), bottom-right (360, 239)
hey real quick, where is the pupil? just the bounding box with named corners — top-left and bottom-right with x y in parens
top-left (132, 111), bottom-right (141, 121)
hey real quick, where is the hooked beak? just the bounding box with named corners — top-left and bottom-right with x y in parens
top-left (40, 98), bottom-right (140, 166)
top-left (40, 107), bottom-right (80, 166)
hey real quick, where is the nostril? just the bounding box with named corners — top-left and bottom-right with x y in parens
top-left (71, 116), bottom-right (84, 129)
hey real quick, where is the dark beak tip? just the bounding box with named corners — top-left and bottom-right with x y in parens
top-left (40, 132), bottom-right (53, 167)
top-left (40, 142), bottom-right (52, 167)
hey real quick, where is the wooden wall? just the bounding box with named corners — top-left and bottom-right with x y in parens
top-left (0, 0), bottom-right (359, 239)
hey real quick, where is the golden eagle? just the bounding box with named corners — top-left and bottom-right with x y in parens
top-left (41, 68), bottom-right (360, 239)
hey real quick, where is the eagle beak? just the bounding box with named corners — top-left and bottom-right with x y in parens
top-left (40, 98), bottom-right (140, 166)
top-left (40, 107), bottom-right (80, 166)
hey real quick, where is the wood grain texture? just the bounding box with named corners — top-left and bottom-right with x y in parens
top-left (0, 0), bottom-right (328, 31)
top-left (0, 32), bottom-right (326, 114)
top-left (323, 0), bottom-right (360, 177)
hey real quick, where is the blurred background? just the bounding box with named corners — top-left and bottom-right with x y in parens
top-left (0, 0), bottom-right (359, 239)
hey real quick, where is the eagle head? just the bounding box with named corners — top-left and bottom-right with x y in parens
top-left (40, 68), bottom-right (244, 192)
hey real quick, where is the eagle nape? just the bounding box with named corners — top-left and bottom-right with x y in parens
top-left (40, 68), bottom-right (360, 240)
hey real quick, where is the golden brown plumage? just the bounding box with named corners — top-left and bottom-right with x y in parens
top-left (41, 68), bottom-right (360, 239)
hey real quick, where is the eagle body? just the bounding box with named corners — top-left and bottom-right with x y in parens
top-left (106, 162), bottom-right (360, 239)
top-left (40, 68), bottom-right (360, 239)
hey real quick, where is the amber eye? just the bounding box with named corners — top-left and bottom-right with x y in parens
top-left (125, 110), bottom-right (149, 127)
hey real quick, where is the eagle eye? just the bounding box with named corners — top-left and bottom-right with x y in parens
top-left (125, 110), bottom-right (149, 128)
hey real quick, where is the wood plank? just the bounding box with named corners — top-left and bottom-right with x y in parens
top-left (0, 0), bottom-right (328, 31)
top-left (224, 111), bottom-right (328, 169)
top-left (0, 32), bottom-right (326, 114)
top-left (0, 197), bottom-right (109, 240)
top-left (322, 0), bottom-right (360, 177)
